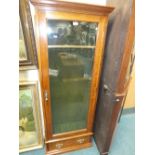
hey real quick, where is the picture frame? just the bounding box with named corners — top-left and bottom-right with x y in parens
top-left (19, 81), bottom-right (43, 152)
top-left (19, 0), bottom-right (38, 68)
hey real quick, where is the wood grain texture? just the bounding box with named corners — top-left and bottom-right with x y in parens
top-left (107, 4), bottom-right (135, 150)
top-left (87, 17), bottom-right (109, 131)
top-left (46, 141), bottom-right (92, 155)
top-left (51, 129), bottom-right (87, 139)
top-left (94, 0), bottom-right (135, 154)
top-left (36, 10), bottom-right (106, 141)
top-left (116, 1), bottom-right (135, 93)
top-left (37, 11), bottom-right (52, 140)
top-left (30, 0), bottom-right (114, 16)
top-left (32, 1), bottom-right (114, 154)
top-left (46, 136), bottom-right (91, 151)
top-left (99, 0), bottom-right (133, 92)
top-left (46, 132), bottom-right (93, 143)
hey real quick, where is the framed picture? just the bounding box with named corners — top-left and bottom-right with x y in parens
top-left (19, 81), bottom-right (43, 152)
top-left (19, 0), bottom-right (38, 68)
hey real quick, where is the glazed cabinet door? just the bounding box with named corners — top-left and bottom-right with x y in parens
top-left (36, 10), bottom-right (108, 140)
top-left (47, 20), bottom-right (99, 136)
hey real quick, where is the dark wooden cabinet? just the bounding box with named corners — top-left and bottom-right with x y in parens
top-left (94, 0), bottom-right (135, 154)
top-left (31, 0), bottom-right (114, 154)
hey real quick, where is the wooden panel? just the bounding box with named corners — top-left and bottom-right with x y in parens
top-left (47, 136), bottom-right (90, 150)
top-left (35, 8), bottom-right (112, 140)
top-left (56, 0), bottom-right (107, 6)
top-left (46, 136), bottom-right (91, 154)
top-left (116, 1), bottom-right (135, 93)
top-left (30, 0), bottom-right (114, 16)
top-left (32, 1), bottom-right (114, 154)
top-left (104, 3), bottom-right (135, 151)
top-left (94, 92), bottom-right (125, 153)
top-left (45, 11), bottom-right (101, 22)
top-left (94, 0), bottom-right (135, 154)
top-left (35, 10), bottom-right (53, 140)
top-left (46, 143), bottom-right (92, 155)
top-left (46, 131), bottom-right (93, 142)
top-left (100, 0), bottom-right (133, 92)
top-left (87, 16), bottom-right (109, 131)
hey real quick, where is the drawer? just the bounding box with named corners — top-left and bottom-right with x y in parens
top-left (47, 136), bottom-right (91, 151)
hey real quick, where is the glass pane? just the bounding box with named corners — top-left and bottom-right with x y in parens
top-left (47, 20), bottom-right (98, 134)
top-left (19, 17), bottom-right (27, 61)
top-left (47, 20), bottom-right (97, 46)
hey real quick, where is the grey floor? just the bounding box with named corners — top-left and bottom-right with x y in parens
top-left (20, 113), bottom-right (135, 155)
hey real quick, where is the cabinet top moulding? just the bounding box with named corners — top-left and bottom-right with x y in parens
top-left (30, 0), bottom-right (114, 16)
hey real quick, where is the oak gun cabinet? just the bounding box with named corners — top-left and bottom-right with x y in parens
top-left (94, 0), bottom-right (135, 154)
top-left (30, 0), bottom-right (114, 154)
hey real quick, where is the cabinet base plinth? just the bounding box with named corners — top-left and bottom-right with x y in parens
top-left (46, 142), bottom-right (92, 155)
top-left (46, 135), bottom-right (92, 155)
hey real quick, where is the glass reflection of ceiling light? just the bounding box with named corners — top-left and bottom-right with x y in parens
top-left (40, 23), bottom-right (46, 37)
top-left (53, 34), bottom-right (58, 38)
top-left (73, 21), bottom-right (79, 26)
top-left (47, 27), bottom-right (53, 34)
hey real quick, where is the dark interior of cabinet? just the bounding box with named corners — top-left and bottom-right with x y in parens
top-left (46, 20), bottom-right (98, 134)
top-left (48, 48), bottom-right (94, 134)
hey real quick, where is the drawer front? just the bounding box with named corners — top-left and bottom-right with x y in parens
top-left (47, 136), bottom-right (91, 151)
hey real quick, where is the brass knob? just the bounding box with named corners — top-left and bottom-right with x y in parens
top-left (56, 143), bottom-right (63, 149)
top-left (44, 90), bottom-right (48, 102)
top-left (77, 138), bottom-right (85, 144)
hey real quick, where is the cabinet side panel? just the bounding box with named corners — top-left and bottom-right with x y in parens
top-left (94, 0), bottom-right (134, 154)
top-left (102, 0), bottom-right (132, 92)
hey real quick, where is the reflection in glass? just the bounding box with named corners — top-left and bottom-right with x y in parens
top-left (19, 18), bottom-right (27, 61)
top-left (47, 20), bottom-right (98, 134)
top-left (47, 21), bottom-right (97, 46)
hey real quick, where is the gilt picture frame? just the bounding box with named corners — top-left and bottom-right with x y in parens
top-left (19, 0), bottom-right (38, 68)
top-left (19, 81), bottom-right (43, 152)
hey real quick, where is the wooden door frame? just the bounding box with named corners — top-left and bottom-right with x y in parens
top-left (34, 6), bottom-right (113, 141)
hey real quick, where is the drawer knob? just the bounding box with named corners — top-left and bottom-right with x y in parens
top-left (56, 143), bottom-right (63, 149)
top-left (77, 138), bottom-right (85, 144)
